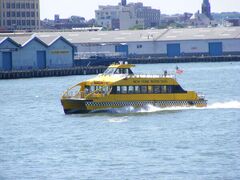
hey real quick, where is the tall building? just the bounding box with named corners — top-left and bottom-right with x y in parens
top-left (95, 1), bottom-right (160, 30)
top-left (121, 0), bottom-right (126, 6)
top-left (133, 3), bottom-right (161, 28)
top-left (0, 0), bottom-right (40, 31)
top-left (202, 0), bottom-right (211, 19)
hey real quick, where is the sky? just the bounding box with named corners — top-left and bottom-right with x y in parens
top-left (40, 0), bottom-right (240, 20)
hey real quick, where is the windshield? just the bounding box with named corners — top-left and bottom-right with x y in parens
top-left (104, 67), bottom-right (134, 75)
top-left (104, 67), bottom-right (116, 75)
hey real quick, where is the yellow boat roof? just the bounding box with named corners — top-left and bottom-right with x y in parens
top-left (85, 74), bottom-right (126, 85)
top-left (108, 63), bottom-right (135, 69)
top-left (83, 63), bottom-right (135, 85)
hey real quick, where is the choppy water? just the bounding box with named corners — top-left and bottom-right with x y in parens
top-left (0, 62), bottom-right (240, 179)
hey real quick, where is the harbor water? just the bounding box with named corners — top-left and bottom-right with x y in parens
top-left (0, 62), bottom-right (240, 179)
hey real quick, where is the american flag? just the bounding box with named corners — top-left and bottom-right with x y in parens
top-left (176, 66), bottom-right (184, 74)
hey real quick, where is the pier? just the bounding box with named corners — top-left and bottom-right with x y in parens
top-left (0, 66), bottom-right (107, 80)
top-left (127, 55), bottom-right (240, 64)
top-left (0, 56), bottom-right (240, 79)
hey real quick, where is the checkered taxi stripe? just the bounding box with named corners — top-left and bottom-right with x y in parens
top-left (85, 100), bottom-right (207, 107)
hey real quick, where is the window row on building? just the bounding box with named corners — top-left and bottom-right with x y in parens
top-left (2, 2), bottom-right (38, 9)
top-left (2, 11), bottom-right (38, 18)
top-left (2, 19), bottom-right (38, 26)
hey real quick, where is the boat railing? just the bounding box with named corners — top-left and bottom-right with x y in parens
top-left (63, 90), bottom-right (85, 99)
top-left (62, 84), bottom-right (111, 99)
top-left (127, 73), bottom-right (176, 79)
top-left (62, 85), bottom-right (85, 99)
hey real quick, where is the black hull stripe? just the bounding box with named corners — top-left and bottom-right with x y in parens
top-left (86, 100), bottom-right (207, 107)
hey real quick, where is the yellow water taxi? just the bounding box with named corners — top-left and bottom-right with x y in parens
top-left (61, 62), bottom-right (207, 114)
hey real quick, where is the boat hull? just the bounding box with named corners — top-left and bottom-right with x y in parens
top-left (61, 99), bottom-right (91, 114)
top-left (61, 99), bottom-right (207, 114)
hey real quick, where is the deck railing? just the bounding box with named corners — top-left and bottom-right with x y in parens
top-left (62, 84), bottom-right (84, 99)
top-left (127, 73), bottom-right (176, 79)
top-left (102, 72), bottom-right (176, 79)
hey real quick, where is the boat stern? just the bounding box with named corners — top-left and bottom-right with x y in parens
top-left (195, 92), bottom-right (208, 107)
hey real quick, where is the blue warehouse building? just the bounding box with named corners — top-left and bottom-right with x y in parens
top-left (1, 26), bottom-right (240, 72)
top-left (22, 26), bottom-right (239, 59)
top-left (0, 35), bottom-right (75, 71)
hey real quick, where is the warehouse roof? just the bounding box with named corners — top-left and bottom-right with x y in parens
top-left (0, 35), bottom-right (75, 48)
top-left (0, 27), bottom-right (240, 45)
top-left (35, 29), bottom-right (167, 44)
top-left (159, 27), bottom-right (240, 41)
top-left (0, 37), bottom-right (21, 47)
top-left (38, 36), bottom-right (76, 47)
top-left (35, 27), bottom-right (240, 44)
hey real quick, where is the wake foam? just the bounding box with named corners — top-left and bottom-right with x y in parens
top-left (104, 101), bottom-right (240, 114)
top-left (207, 101), bottom-right (240, 109)
top-left (108, 117), bottom-right (129, 123)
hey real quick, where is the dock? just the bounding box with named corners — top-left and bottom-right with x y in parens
top-left (1, 56), bottom-right (240, 79)
top-left (0, 66), bottom-right (106, 80)
top-left (127, 55), bottom-right (240, 64)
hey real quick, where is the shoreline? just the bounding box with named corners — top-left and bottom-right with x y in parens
top-left (1, 56), bottom-right (239, 79)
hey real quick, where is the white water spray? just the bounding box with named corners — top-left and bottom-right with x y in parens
top-left (106, 101), bottom-right (240, 114)
top-left (207, 101), bottom-right (240, 109)
top-left (108, 117), bottom-right (129, 123)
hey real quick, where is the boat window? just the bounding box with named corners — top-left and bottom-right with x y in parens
top-left (153, 86), bottom-right (160, 94)
top-left (135, 86), bottom-right (140, 94)
top-left (140, 86), bottom-right (148, 94)
top-left (93, 86), bottom-right (104, 94)
top-left (104, 67), bottom-right (116, 75)
top-left (114, 68), bottom-right (134, 75)
top-left (128, 86), bottom-right (134, 94)
top-left (110, 86), bottom-right (117, 94)
top-left (121, 86), bottom-right (128, 94)
top-left (90, 86), bottom-right (95, 92)
top-left (128, 68), bottom-right (134, 75)
top-left (117, 86), bottom-right (121, 94)
top-left (148, 86), bottom-right (153, 94)
top-left (161, 86), bottom-right (167, 93)
top-left (172, 85), bottom-right (187, 93)
top-left (114, 69), bottom-right (120, 74)
top-left (110, 86), bottom-right (122, 94)
top-left (111, 85), bottom-right (187, 94)
top-left (85, 86), bottom-right (91, 94)
top-left (121, 69), bottom-right (126, 74)
top-left (95, 87), bottom-right (101, 93)
top-left (167, 86), bottom-right (172, 93)
top-left (102, 86), bottom-right (109, 95)
top-left (116, 68), bottom-right (126, 74)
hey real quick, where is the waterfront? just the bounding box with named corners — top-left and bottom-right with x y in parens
top-left (0, 62), bottom-right (240, 179)
top-left (1, 56), bottom-right (240, 80)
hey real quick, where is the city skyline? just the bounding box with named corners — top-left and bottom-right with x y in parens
top-left (40, 0), bottom-right (240, 20)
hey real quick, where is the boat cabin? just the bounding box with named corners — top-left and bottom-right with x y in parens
top-left (64, 62), bottom-right (187, 100)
